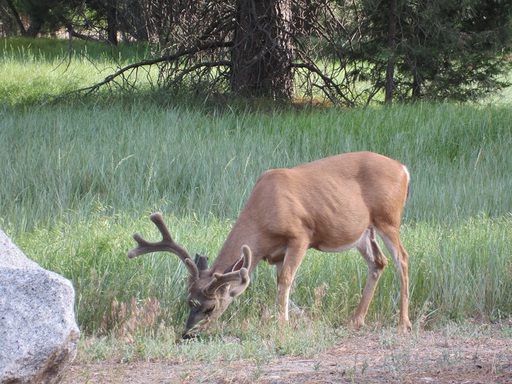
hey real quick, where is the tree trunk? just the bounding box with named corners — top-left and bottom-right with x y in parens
top-left (4, 0), bottom-right (26, 36)
top-left (127, 1), bottom-right (149, 41)
top-left (412, 70), bottom-right (422, 99)
top-left (25, 18), bottom-right (43, 38)
top-left (6, 0), bottom-right (45, 38)
top-left (106, 2), bottom-right (118, 46)
top-left (385, 0), bottom-right (398, 103)
top-left (231, 0), bottom-right (294, 99)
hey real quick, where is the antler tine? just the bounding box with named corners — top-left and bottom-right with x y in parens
top-left (203, 269), bottom-right (249, 297)
top-left (127, 212), bottom-right (199, 280)
top-left (203, 246), bottom-right (252, 297)
top-left (149, 212), bottom-right (173, 242)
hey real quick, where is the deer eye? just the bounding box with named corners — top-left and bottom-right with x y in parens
top-left (204, 306), bottom-right (215, 314)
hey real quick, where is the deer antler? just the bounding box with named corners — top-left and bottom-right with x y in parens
top-left (127, 212), bottom-right (199, 280)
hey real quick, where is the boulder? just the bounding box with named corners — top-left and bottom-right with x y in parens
top-left (0, 230), bottom-right (80, 384)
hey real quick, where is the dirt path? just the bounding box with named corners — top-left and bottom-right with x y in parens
top-left (65, 328), bottom-right (512, 383)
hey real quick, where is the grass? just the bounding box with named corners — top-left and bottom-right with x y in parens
top-left (77, 314), bottom-right (341, 364)
top-left (0, 37), bottom-right (153, 105)
top-left (3, 101), bottom-right (511, 337)
top-left (2, 102), bottom-right (511, 229)
top-left (0, 38), bottom-right (511, 360)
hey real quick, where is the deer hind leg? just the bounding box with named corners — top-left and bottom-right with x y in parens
top-left (376, 225), bottom-right (412, 333)
top-left (351, 228), bottom-right (388, 330)
top-left (275, 239), bottom-right (309, 324)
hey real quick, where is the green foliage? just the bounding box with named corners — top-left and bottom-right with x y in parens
top-left (2, 100), bottom-right (511, 338)
top-left (4, 0), bottom-right (512, 104)
top-left (0, 37), bottom-right (153, 105)
top-left (0, 37), bottom-right (150, 61)
top-left (337, 0), bottom-right (512, 101)
top-left (2, 100), bottom-right (511, 229)
top-left (0, 38), bottom-right (511, 342)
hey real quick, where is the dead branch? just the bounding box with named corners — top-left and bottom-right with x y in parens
top-left (67, 41), bottom-right (233, 96)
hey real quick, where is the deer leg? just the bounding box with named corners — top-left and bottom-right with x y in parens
top-left (377, 226), bottom-right (412, 333)
top-left (276, 239), bottom-right (309, 324)
top-left (275, 260), bottom-right (282, 322)
top-left (351, 228), bottom-right (388, 330)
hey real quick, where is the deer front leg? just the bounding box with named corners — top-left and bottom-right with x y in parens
top-left (275, 240), bottom-right (309, 324)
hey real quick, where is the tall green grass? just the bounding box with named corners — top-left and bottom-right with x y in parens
top-left (2, 101), bottom-right (511, 336)
top-left (2, 102), bottom-right (511, 229)
top-left (0, 39), bottom-right (511, 340)
top-left (0, 37), bottom-right (152, 105)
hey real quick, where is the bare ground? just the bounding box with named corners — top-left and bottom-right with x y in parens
top-left (64, 326), bottom-right (512, 383)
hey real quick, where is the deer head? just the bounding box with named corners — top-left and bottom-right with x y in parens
top-left (127, 212), bottom-right (251, 338)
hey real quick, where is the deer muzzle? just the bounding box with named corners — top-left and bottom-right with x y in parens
top-left (182, 307), bottom-right (208, 339)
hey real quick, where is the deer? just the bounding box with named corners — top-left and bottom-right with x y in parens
top-left (128, 151), bottom-right (412, 339)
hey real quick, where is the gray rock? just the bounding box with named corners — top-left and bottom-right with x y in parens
top-left (0, 230), bottom-right (80, 384)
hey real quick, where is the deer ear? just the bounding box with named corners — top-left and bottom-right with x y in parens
top-left (229, 268), bottom-right (250, 298)
top-left (227, 246), bottom-right (251, 297)
top-left (223, 245), bottom-right (252, 274)
top-left (204, 246), bottom-right (252, 296)
top-left (194, 253), bottom-right (208, 271)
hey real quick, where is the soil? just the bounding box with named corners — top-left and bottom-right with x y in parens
top-left (64, 327), bottom-right (512, 383)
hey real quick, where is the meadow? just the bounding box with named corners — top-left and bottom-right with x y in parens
top-left (1, 38), bottom-right (511, 365)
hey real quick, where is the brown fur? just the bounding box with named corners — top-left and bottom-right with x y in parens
top-left (129, 151), bottom-right (412, 338)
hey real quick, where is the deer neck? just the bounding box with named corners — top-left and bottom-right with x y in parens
top-left (209, 216), bottom-right (258, 274)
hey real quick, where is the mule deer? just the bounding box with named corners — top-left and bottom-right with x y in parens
top-left (128, 151), bottom-right (412, 338)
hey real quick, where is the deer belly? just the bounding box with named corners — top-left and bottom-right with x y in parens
top-left (315, 230), bottom-right (368, 253)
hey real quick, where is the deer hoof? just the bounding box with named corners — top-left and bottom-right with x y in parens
top-left (350, 316), bottom-right (365, 330)
top-left (398, 319), bottom-right (412, 333)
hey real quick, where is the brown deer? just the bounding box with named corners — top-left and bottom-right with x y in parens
top-left (128, 151), bottom-right (412, 338)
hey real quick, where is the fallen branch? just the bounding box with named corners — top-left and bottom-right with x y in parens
top-left (68, 41), bottom-right (233, 96)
